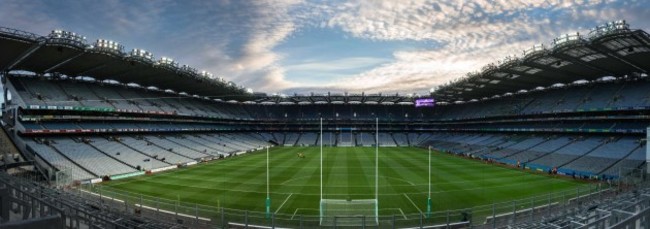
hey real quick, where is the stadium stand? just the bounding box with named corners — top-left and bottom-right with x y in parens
top-left (87, 136), bottom-right (170, 170)
top-left (562, 138), bottom-right (642, 176)
top-left (296, 132), bottom-right (318, 146)
top-left (338, 132), bottom-right (354, 147)
top-left (531, 137), bottom-right (606, 173)
top-left (392, 133), bottom-right (409, 146)
top-left (49, 137), bottom-right (137, 176)
top-left (119, 136), bottom-right (195, 165)
top-left (317, 132), bottom-right (335, 146)
top-left (356, 132), bottom-right (376, 146)
top-left (1, 20), bottom-right (649, 228)
top-left (26, 139), bottom-right (96, 180)
top-left (284, 132), bottom-right (300, 146)
top-left (377, 133), bottom-right (397, 147)
top-left (505, 136), bottom-right (574, 166)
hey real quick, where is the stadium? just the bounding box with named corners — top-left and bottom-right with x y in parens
top-left (1, 4), bottom-right (650, 229)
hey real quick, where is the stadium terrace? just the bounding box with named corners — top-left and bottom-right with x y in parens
top-left (0, 20), bottom-right (650, 228)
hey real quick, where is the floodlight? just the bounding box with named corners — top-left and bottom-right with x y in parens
top-left (199, 70), bottom-right (213, 79)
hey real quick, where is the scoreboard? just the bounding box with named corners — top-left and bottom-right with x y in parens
top-left (415, 98), bottom-right (435, 107)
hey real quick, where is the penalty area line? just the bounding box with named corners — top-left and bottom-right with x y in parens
top-left (403, 193), bottom-right (423, 215)
top-left (275, 193), bottom-right (293, 214)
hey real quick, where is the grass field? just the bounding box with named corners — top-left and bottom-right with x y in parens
top-left (100, 146), bottom-right (589, 221)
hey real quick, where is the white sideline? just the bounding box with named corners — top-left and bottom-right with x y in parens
top-left (400, 221), bottom-right (469, 229)
top-left (80, 189), bottom-right (124, 203)
top-left (228, 222), bottom-right (291, 229)
top-left (275, 193), bottom-right (293, 214)
top-left (484, 202), bottom-right (559, 221)
top-left (403, 193), bottom-right (423, 214)
top-left (569, 189), bottom-right (609, 202)
top-left (135, 204), bottom-right (211, 221)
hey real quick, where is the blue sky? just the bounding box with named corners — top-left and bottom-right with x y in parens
top-left (1, 0), bottom-right (649, 95)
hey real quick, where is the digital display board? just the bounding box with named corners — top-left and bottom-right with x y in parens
top-left (415, 98), bottom-right (435, 107)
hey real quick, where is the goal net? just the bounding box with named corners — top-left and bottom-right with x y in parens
top-left (320, 199), bottom-right (378, 226)
top-left (54, 165), bottom-right (73, 188)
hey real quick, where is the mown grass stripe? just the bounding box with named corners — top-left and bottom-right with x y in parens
top-left (102, 146), bottom-right (588, 215)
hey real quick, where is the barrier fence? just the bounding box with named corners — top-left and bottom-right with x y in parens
top-left (79, 182), bottom-right (620, 228)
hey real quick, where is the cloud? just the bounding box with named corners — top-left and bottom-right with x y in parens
top-left (328, 40), bottom-right (539, 93)
top-left (285, 57), bottom-right (388, 72)
top-left (1, 0), bottom-right (648, 95)
top-left (135, 0), bottom-right (307, 93)
top-left (0, 0), bottom-right (303, 92)
top-left (272, 0), bottom-right (650, 94)
top-left (254, 66), bottom-right (298, 92)
top-left (281, 43), bottom-right (522, 94)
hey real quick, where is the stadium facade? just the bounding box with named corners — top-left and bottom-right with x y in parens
top-left (1, 20), bottom-right (650, 228)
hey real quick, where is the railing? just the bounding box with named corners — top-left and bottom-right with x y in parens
top-left (0, 27), bottom-right (40, 41)
top-left (0, 173), bottom-right (177, 228)
top-left (78, 182), bottom-right (618, 228)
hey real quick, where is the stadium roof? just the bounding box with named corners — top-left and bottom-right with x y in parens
top-left (431, 20), bottom-right (650, 103)
top-left (1, 21), bottom-right (649, 104)
top-left (0, 27), bottom-right (252, 100)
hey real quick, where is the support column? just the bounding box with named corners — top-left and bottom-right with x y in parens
top-left (646, 127), bottom-right (650, 174)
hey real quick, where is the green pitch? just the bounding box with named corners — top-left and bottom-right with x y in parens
top-left (100, 146), bottom-right (588, 220)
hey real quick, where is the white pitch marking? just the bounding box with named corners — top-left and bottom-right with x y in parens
top-left (80, 189), bottom-right (124, 203)
top-left (398, 208), bottom-right (407, 220)
top-left (135, 204), bottom-right (210, 221)
top-left (275, 193), bottom-right (293, 214)
top-left (383, 208), bottom-right (408, 219)
top-left (403, 193), bottom-right (423, 214)
top-left (281, 176), bottom-right (310, 185)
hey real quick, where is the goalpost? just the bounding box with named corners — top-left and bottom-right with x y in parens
top-left (319, 118), bottom-right (379, 226)
top-left (54, 165), bottom-right (72, 188)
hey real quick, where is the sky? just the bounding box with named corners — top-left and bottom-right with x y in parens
top-left (1, 0), bottom-right (649, 96)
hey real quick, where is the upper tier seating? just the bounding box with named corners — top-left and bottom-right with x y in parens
top-left (12, 76), bottom-right (650, 122)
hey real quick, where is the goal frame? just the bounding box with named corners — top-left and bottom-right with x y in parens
top-left (319, 118), bottom-right (379, 226)
top-left (319, 198), bottom-right (379, 226)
